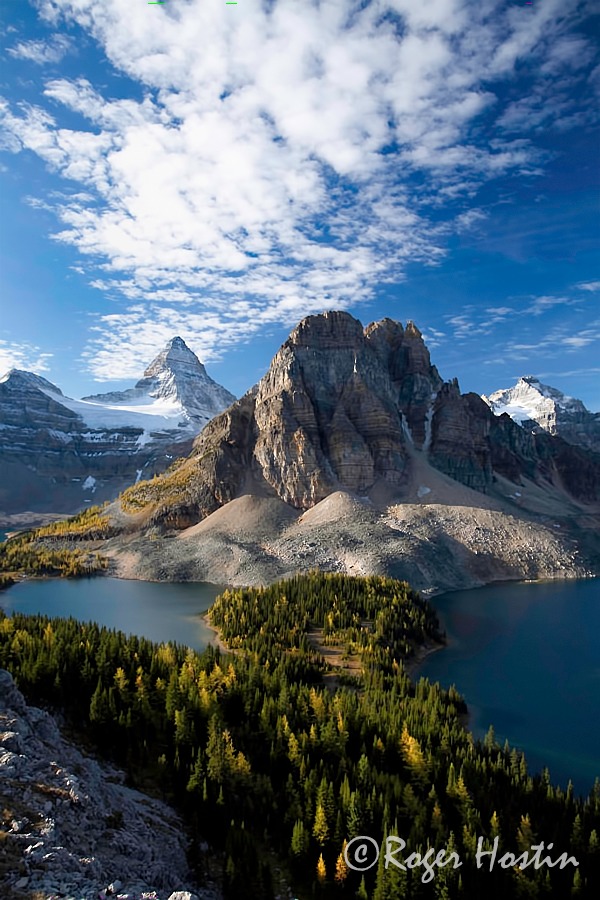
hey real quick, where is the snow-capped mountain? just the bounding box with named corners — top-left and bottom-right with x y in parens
top-left (94, 313), bottom-right (600, 590)
top-left (0, 338), bottom-right (235, 518)
top-left (82, 336), bottom-right (235, 430)
top-left (483, 376), bottom-right (600, 452)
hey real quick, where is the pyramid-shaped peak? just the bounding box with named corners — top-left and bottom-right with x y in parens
top-left (81, 335), bottom-right (235, 420)
top-left (143, 336), bottom-right (206, 379)
top-left (166, 336), bottom-right (189, 350)
top-left (161, 335), bottom-right (200, 360)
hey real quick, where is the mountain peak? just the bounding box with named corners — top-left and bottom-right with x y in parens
top-left (0, 368), bottom-right (63, 396)
top-left (486, 376), bottom-right (579, 411)
top-left (143, 336), bottom-right (207, 380)
top-left (405, 320), bottom-right (422, 339)
top-left (483, 376), bottom-right (599, 452)
top-left (82, 337), bottom-right (235, 425)
top-left (288, 311), bottom-right (364, 350)
top-left (135, 337), bottom-right (235, 420)
top-left (117, 314), bottom-right (600, 546)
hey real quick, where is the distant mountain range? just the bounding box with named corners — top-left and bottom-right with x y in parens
top-left (483, 375), bottom-right (600, 453)
top-left (0, 337), bottom-right (235, 519)
top-left (73, 311), bottom-right (599, 594)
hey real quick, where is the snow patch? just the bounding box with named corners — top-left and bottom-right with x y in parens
top-left (48, 429), bottom-right (73, 444)
top-left (135, 431), bottom-right (153, 448)
top-left (417, 485), bottom-right (431, 498)
top-left (82, 476), bottom-right (96, 492)
top-left (401, 414), bottom-right (414, 445)
top-left (422, 393), bottom-right (437, 452)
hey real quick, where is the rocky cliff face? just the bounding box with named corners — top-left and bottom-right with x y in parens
top-left (119, 312), bottom-right (599, 533)
top-left (483, 376), bottom-right (600, 453)
top-left (252, 313), bottom-right (437, 505)
top-left (0, 669), bottom-right (219, 900)
top-left (0, 339), bottom-right (235, 519)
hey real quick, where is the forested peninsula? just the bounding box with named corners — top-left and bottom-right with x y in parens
top-left (1, 572), bottom-right (598, 898)
top-left (0, 506), bottom-right (111, 587)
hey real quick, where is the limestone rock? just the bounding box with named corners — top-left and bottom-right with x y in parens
top-left (134, 312), bottom-right (450, 527)
top-left (0, 670), bottom-right (221, 900)
top-left (122, 312), bottom-right (599, 535)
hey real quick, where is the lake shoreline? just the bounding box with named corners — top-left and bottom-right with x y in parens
top-left (404, 640), bottom-right (445, 678)
top-left (201, 611), bottom-right (231, 653)
top-left (416, 577), bottom-right (600, 795)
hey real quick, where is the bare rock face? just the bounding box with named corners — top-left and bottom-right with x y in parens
top-left (429, 385), bottom-right (494, 492)
top-left (253, 312), bottom-right (422, 505)
top-left (123, 311), bottom-right (599, 536)
top-left (138, 312), bottom-right (449, 526)
top-left (0, 669), bottom-right (219, 900)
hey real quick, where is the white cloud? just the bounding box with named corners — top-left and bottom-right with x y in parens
top-left (443, 288), bottom-right (597, 345)
top-left (82, 305), bottom-right (264, 381)
top-left (485, 307), bottom-right (513, 316)
top-left (487, 322), bottom-right (600, 365)
top-left (577, 281), bottom-right (600, 292)
top-left (0, 341), bottom-right (53, 377)
top-left (527, 295), bottom-right (574, 316)
top-left (562, 336), bottom-right (594, 349)
top-left (2, 0), bottom-right (599, 378)
top-left (454, 209), bottom-right (488, 232)
top-left (7, 34), bottom-right (72, 65)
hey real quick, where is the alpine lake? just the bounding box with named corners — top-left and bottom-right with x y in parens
top-left (1, 571), bottom-right (598, 796)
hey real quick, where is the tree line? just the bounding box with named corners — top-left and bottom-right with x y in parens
top-left (0, 571), bottom-right (598, 898)
top-left (0, 505), bottom-right (111, 581)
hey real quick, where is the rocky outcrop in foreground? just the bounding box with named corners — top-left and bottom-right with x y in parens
top-left (0, 670), bottom-right (220, 900)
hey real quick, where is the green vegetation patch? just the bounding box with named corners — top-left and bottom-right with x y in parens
top-left (210, 571), bottom-right (442, 679)
top-left (33, 503), bottom-right (114, 540)
top-left (0, 505), bottom-right (111, 581)
top-left (0, 574), bottom-right (598, 899)
top-left (120, 458), bottom-right (191, 512)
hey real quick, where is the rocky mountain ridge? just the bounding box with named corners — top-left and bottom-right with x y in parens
top-left (89, 312), bottom-right (599, 593)
top-left (118, 312), bottom-right (599, 528)
top-left (0, 338), bottom-right (235, 521)
top-left (483, 375), bottom-right (600, 453)
top-left (0, 669), bottom-right (219, 900)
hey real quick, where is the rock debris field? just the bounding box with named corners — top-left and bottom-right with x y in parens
top-left (0, 669), bottom-right (221, 900)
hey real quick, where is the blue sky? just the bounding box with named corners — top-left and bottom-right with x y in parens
top-left (0, 0), bottom-right (598, 408)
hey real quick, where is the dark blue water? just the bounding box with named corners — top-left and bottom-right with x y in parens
top-left (419, 578), bottom-right (600, 796)
top-left (2, 573), bottom-right (599, 795)
top-left (0, 577), bottom-right (223, 650)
